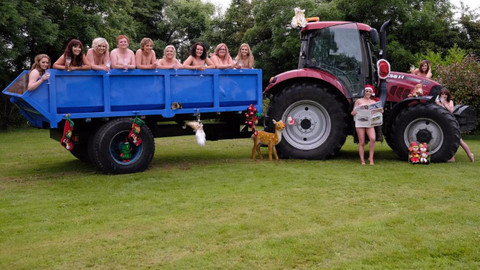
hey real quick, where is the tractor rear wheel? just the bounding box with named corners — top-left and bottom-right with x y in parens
top-left (265, 83), bottom-right (348, 160)
top-left (391, 103), bottom-right (460, 162)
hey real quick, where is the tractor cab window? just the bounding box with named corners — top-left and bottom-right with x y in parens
top-left (306, 23), bottom-right (365, 97)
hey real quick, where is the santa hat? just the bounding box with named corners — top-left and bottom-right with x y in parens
top-left (364, 84), bottom-right (375, 96)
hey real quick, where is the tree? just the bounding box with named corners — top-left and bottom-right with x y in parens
top-left (243, 0), bottom-right (317, 83)
top-left (458, 6), bottom-right (480, 57)
top-left (204, 0), bottom-right (255, 54)
top-left (162, 0), bottom-right (215, 60)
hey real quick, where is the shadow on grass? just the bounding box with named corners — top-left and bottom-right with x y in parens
top-left (21, 159), bottom-right (99, 179)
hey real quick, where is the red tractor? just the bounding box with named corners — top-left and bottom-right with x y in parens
top-left (264, 19), bottom-right (477, 162)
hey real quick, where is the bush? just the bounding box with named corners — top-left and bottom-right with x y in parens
top-left (435, 55), bottom-right (480, 131)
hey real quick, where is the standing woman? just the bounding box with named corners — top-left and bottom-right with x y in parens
top-left (86, 37), bottom-right (110, 71)
top-left (135, 38), bottom-right (157, 69)
top-left (28, 54), bottom-right (51, 91)
top-left (234, 43), bottom-right (254, 69)
top-left (210, 43), bottom-right (233, 69)
top-left (410, 59), bottom-right (432, 79)
top-left (436, 88), bottom-right (474, 162)
top-left (183, 42), bottom-right (215, 70)
top-left (351, 85), bottom-right (382, 165)
top-left (110, 35), bottom-right (136, 71)
top-left (158, 45), bottom-right (182, 69)
top-left (53, 39), bottom-right (91, 71)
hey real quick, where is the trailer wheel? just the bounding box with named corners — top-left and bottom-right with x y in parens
top-left (90, 118), bottom-right (155, 174)
top-left (391, 103), bottom-right (460, 162)
top-left (266, 83), bottom-right (348, 159)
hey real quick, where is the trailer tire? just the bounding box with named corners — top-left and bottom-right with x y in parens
top-left (90, 118), bottom-right (155, 174)
top-left (391, 103), bottom-right (460, 162)
top-left (265, 83), bottom-right (348, 160)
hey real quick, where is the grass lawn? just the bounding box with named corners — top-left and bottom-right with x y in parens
top-left (1, 128), bottom-right (480, 269)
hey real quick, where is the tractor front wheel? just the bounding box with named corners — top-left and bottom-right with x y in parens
top-left (391, 103), bottom-right (460, 162)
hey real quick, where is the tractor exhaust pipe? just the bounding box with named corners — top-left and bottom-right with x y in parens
top-left (379, 20), bottom-right (391, 60)
top-left (378, 20), bottom-right (391, 107)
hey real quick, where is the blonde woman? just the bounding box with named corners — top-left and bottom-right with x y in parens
top-left (158, 45), bottom-right (182, 69)
top-left (86, 37), bottom-right (110, 71)
top-left (211, 43), bottom-right (233, 69)
top-left (28, 54), bottom-right (51, 91)
top-left (234, 43), bottom-right (254, 69)
top-left (135, 38), bottom-right (157, 69)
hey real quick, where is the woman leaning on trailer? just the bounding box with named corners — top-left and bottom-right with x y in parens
top-left (28, 54), bottom-right (51, 91)
top-left (158, 45), bottom-right (182, 69)
top-left (53, 39), bottom-right (91, 71)
top-left (110, 35), bottom-right (136, 71)
top-left (86, 37), bottom-right (111, 71)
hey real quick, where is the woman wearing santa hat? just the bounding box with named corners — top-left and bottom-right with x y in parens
top-left (351, 85), bottom-right (383, 165)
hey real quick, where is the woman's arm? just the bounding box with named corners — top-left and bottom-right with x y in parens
top-left (444, 100), bottom-right (454, 113)
top-left (351, 100), bottom-right (360, 116)
top-left (246, 59), bottom-right (254, 69)
top-left (128, 50), bottom-right (136, 69)
top-left (70, 55), bottom-right (91, 70)
top-left (27, 69), bottom-right (48, 91)
top-left (182, 56), bottom-right (198, 70)
top-left (53, 55), bottom-right (67, 70)
top-left (426, 69), bottom-right (432, 79)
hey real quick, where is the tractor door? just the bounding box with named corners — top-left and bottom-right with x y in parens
top-left (304, 23), bottom-right (366, 98)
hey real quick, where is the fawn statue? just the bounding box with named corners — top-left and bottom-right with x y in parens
top-left (252, 120), bottom-right (286, 161)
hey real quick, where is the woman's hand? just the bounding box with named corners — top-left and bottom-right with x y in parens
top-left (41, 72), bottom-right (50, 81)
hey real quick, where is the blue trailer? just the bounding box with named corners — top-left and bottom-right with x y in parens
top-left (3, 68), bottom-right (263, 174)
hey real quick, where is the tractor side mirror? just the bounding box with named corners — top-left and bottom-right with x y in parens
top-left (370, 29), bottom-right (379, 45)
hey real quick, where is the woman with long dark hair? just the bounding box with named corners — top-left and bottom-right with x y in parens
top-left (53, 39), bottom-right (91, 71)
top-left (410, 59), bottom-right (432, 78)
top-left (183, 42), bottom-right (215, 70)
top-left (436, 88), bottom-right (474, 162)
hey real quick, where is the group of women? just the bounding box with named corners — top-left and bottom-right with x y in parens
top-left (28, 35), bottom-right (255, 91)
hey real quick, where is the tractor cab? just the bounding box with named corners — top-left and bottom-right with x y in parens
top-left (298, 20), bottom-right (379, 99)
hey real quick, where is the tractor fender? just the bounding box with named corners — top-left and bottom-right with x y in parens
top-left (384, 96), bottom-right (434, 135)
top-left (264, 68), bottom-right (350, 99)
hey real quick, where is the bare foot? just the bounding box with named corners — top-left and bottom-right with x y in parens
top-left (468, 153), bottom-right (474, 162)
top-left (361, 161), bottom-right (366, 165)
top-left (368, 158), bottom-right (374, 165)
top-left (448, 157), bottom-right (455, 162)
